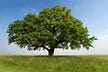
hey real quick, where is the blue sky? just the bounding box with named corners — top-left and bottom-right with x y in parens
top-left (0, 0), bottom-right (108, 55)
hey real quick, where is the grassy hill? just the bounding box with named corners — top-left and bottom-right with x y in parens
top-left (0, 55), bottom-right (108, 72)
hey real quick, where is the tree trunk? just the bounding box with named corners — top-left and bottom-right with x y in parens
top-left (48, 48), bottom-right (54, 56)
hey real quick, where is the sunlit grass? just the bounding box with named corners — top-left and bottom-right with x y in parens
top-left (0, 55), bottom-right (108, 72)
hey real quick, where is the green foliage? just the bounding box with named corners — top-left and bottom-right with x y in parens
top-left (0, 55), bottom-right (108, 72)
top-left (7, 5), bottom-right (97, 53)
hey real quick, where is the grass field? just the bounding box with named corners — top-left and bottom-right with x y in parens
top-left (0, 55), bottom-right (108, 72)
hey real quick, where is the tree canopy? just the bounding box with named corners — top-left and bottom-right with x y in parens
top-left (7, 5), bottom-right (97, 56)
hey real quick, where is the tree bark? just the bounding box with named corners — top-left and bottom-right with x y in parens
top-left (48, 48), bottom-right (54, 56)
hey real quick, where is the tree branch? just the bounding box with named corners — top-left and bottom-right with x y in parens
top-left (42, 45), bottom-right (49, 51)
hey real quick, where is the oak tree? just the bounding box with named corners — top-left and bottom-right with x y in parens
top-left (7, 5), bottom-right (97, 56)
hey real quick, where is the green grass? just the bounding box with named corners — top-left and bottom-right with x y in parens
top-left (0, 55), bottom-right (108, 72)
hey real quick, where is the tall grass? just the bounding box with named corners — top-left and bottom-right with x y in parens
top-left (0, 55), bottom-right (108, 72)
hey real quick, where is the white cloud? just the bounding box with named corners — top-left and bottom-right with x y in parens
top-left (92, 29), bottom-right (108, 54)
top-left (1, 28), bottom-right (108, 55)
top-left (0, 39), bottom-right (48, 55)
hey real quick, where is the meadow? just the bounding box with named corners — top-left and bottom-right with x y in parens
top-left (0, 55), bottom-right (108, 72)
